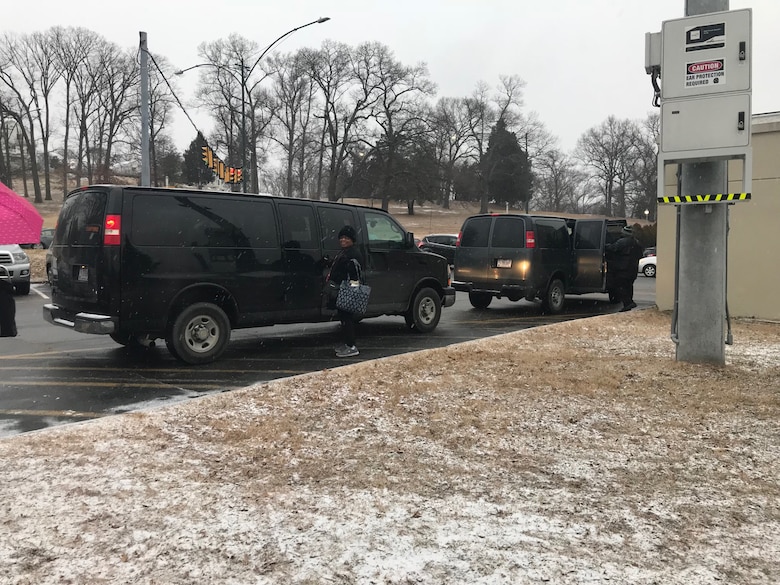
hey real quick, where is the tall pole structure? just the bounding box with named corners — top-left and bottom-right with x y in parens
top-left (676, 0), bottom-right (729, 364)
top-left (139, 32), bottom-right (151, 187)
top-left (240, 58), bottom-right (247, 193)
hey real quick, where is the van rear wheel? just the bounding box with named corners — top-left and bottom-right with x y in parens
top-left (405, 287), bottom-right (441, 333)
top-left (542, 278), bottom-right (565, 314)
top-left (167, 302), bottom-right (230, 364)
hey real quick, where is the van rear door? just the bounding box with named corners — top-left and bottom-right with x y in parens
top-left (454, 215), bottom-right (493, 285)
top-left (488, 215), bottom-right (529, 285)
top-left (50, 187), bottom-right (116, 316)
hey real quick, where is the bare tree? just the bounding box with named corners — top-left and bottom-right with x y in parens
top-left (51, 26), bottom-right (98, 197)
top-left (305, 40), bottom-right (382, 201)
top-left (267, 51), bottom-right (316, 197)
top-left (626, 113), bottom-right (659, 219)
top-left (430, 97), bottom-right (471, 208)
top-left (0, 32), bottom-right (46, 201)
top-left (576, 116), bottom-right (636, 217)
top-left (533, 148), bottom-right (592, 213)
top-left (365, 42), bottom-right (436, 211)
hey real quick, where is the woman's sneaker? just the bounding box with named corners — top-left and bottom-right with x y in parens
top-left (336, 345), bottom-right (359, 357)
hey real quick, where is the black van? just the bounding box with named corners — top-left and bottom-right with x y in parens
top-left (452, 214), bottom-right (624, 313)
top-left (43, 186), bottom-right (455, 364)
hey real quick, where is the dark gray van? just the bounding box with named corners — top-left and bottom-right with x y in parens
top-left (452, 214), bottom-right (624, 313)
top-left (43, 186), bottom-right (455, 364)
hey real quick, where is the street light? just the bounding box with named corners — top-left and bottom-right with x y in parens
top-left (644, 208), bottom-right (650, 222)
top-left (175, 17), bottom-right (330, 193)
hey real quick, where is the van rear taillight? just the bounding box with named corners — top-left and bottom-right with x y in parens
top-left (456, 231), bottom-right (462, 247)
top-left (104, 215), bottom-right (121, 246)
top-left (525, 231), bottom-right (536, 248)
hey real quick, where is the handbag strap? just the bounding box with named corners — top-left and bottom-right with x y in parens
top-left (325, 251), bottom-right (344, 283)
top-left (350, 258), bottom-right (365, 284)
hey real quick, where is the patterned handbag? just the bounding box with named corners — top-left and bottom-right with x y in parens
top-left (336, 260), bottom-right (371, 315)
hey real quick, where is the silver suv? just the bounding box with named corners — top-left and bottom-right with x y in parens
top-left (0, 244), bottom-right (31, 295)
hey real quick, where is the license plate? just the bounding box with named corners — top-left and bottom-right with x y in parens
top-left (78, 266), bottom-right (88, 282)
top-left (496, 259), bottom-right (512, 269)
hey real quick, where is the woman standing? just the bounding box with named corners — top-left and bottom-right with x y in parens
top-left (327, 225), bottom-right (364, 357)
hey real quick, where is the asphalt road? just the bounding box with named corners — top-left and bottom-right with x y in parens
top-left (0, 278), bottom-right (655, 438)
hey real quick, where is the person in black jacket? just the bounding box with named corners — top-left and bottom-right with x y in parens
top-left (605, 225), bottom-right (643, 312)
top-left (326, 225), bottom-right (364, 357)
top-left (0, 267), bottom-right (17, 337)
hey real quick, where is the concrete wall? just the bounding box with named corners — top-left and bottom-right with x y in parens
top-left (657, 112), bottom-right (780, 320)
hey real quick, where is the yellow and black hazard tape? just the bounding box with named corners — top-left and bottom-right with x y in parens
top-left (657, 193), bottom-right (751, 204)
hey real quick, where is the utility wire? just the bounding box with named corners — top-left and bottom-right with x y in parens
top-left (142, 47), bottom-right (203, 140)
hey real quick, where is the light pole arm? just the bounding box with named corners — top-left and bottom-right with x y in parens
top-left (245, 17), bottom-right (330, 79)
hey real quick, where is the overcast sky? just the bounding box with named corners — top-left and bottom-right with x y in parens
top-left (3, 0), bottom-right (777, 154)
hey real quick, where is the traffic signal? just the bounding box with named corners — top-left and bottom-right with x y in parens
top-left (201, 145), bottom-right (213, 168)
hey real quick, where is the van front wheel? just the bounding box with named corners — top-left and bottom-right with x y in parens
top-left (542, 278), bottom-right (565, 314)
top-left (405, 287), bottom-right (441, 333)
top-left (168, 303), bottom-right (230, 364)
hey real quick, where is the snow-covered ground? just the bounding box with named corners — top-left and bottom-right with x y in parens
top-left (1, 309), bottom-right (779, 584)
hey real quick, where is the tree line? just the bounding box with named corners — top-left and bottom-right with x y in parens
top-left (0, 26), bottom-right (658, 218)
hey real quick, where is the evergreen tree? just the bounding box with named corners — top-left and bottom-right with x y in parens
top-left (482, 119), bottom-right (531, 208)
top-left (181, 133), bottom-right (214, 187)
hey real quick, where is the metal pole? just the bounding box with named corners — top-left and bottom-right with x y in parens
top-left (676, 0), bottom-right (729, 364)
top-left (240, 58), bottom-right (247, 193)
top-left (139, 32), bottom-right (151, 187)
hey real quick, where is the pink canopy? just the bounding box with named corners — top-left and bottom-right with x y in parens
top-left (0, 181), bottom-right (43, 246)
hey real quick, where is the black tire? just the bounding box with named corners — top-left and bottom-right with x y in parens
top-left (15, 281), bottom-right (30, 295)
top-left (542, 278), bottom-right (565, 314)
top-left (110, 331), bottom-right (131, 346)
top-left (167, 302), bottom-right (230, 364)
top-left (468, 291), bottom-right (492, 309)
top-left (110, 332), bottom-right (153, 351)
top-left (405, 287), bottom-right (442, 333)
top-left (643, 264), bottom-right (656, 278)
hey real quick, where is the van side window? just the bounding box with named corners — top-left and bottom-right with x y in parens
top-left (279, 204), bottom-right (317, 250)
top-left (318, 206), bottom-right (356, 251)
top-left (365, 212), bottom-right (405, 249)
top-left (574, 221), bottom-right (603, 250)
top-left (460, 217), bottom-right (491, 248)
top-left (491, 217), bottom-right (525, 248)
top-left (535, 220), bottom-right (570, 249)
top-left (131, 195), bottom-right (277, 248)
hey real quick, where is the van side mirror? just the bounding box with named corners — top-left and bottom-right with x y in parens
top-left (405, 232), bottom-right (415, 248)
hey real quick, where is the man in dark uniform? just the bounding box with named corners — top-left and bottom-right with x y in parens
top-left (605, 225), bottom-right (644, 312)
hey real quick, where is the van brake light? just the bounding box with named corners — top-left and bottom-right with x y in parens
top-left (525, 231), bottom-right (536, 248)
top-left (104, 214), bottom-right (121, 246)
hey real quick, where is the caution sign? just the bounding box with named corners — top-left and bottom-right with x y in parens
top-left (657, 193), bottom-right (751, 205)
top-left (685, 59), bottom-right (725, 88)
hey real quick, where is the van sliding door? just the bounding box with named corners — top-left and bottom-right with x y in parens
top-left (571, 219), bottom-right (606, 292)
top-left (278, 203), bottom-right (322, 320)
